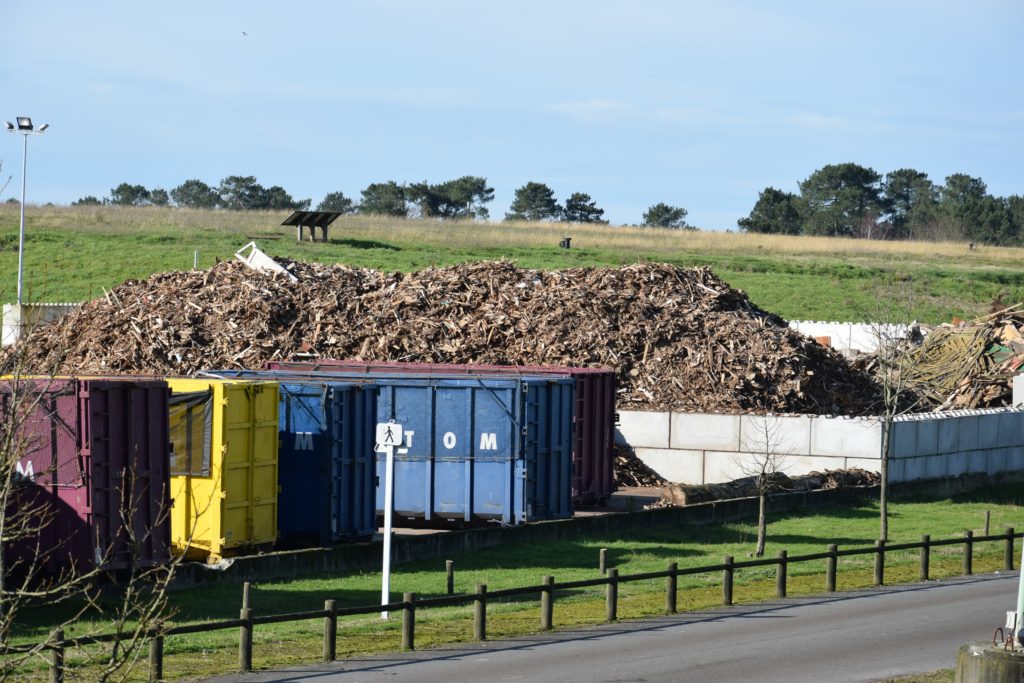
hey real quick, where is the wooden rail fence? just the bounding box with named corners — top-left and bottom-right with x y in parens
top-left (27, 528), bottom-right (1020, 682)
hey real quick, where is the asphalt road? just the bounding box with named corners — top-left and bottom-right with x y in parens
top-left (210, 572), bottom-right (1016, 683)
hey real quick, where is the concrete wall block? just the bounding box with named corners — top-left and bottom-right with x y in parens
top-left (810, 416), bottom-right (881, 457)
top-left (957, 416), bottom-right (980, 452)
top-left (844, 457), bottom-right (881, 473)
top-left (890, 421), bottom-right (917, 458)
top-left (778, 455), bottom-right (846, 477)
top-left (670, 413), bottom-right (741, 451)
top-left (986, 448), bottom-right (1009, 475)
top-left (702, 451), bottom-right (749, 484)
top-left (947, 451), bottom-right (970, 477)
top-left (738, 414), bottom-right (811, 456)
top-left (964, 450), bottom-right (991, 475)
top-left (915, 420), bottom-right (939, 457)
top-left (998, 412), bottom-right (1023, 448)
top-left (978, 416), bottom-right (1000, 450)
top-left (888, 458), bottom-right (906, 482)
top-left (937, 418), bottom-right (958, 454)
top-left (899, 457), bottom-right (928, 482)
top-left (1006, 446), bottom-right (1024, 472)
top-left (1014, 375), bottom-right (1024, 407)
top-left (924, 453), bottom-right (949, 480)
top-left (633, 448), bottom-right (705, 485)
top-left (616, 411), bottom-right (671, 449)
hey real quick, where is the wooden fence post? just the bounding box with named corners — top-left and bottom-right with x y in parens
top-left (1006, 528), bottom-right (1015, 572)
top-left (446, 560), bottom-right (455, 596)
top-left (323, 599), bottom-right (337, 662)
top-left (825, 544), bottom-right (838, 593)
top-left (149, 632), bottom-right (164, 682)
top-left (599, 548), bottom-right (608, 575)
top-left (239, 608), bottom-right (253, 672)
top-left (606, 568), bottom-right (618, 622)
top-left (920, 535), bottom-right (930, 581)
top-left (874, 540), bottom-right (885, 586)
top-left (963, 530), bottom-right (973, 576)
top-left (984, 510), bottom-right (991, 536)
top-left (50, 629), bottom-right (64, 683)
top-left (666, 562), bottom-right (678, 614)
top-left (722, 556), bottom-right (734, 606)
top-left (474, 584), bottom-right (487, 641)
top-left (402, 593), bottom-right (416, 651)
top-left (541, 576), bottom-right (554, 631)
top-left (242, 581), bottom-right (251, 610)
top-left (776, 550), bottom-right (787, 599)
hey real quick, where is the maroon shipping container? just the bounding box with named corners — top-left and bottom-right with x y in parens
top-left (1, 378), bottom-right (170, 574)
top-left (265, 360), bottom-right (617, 505)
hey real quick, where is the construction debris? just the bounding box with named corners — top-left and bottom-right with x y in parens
top-left (3, 258), bottom-right (882, 414)
top-left (899, 304), bottom-right (1024, 410)
top-left (657, 468), bottom-right (881, 507)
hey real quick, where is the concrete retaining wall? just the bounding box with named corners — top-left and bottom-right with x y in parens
top-left (619, 408), bottom-right (1024, 485)
top-left (2, 303), bottom-right (79, 347)
top-left (788, 320), bottom-right (910, 353)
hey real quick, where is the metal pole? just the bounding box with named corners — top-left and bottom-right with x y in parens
top-left (17, 133), bottom-right (27, 305)
top-left (381, 443), bottom-right (395, 619)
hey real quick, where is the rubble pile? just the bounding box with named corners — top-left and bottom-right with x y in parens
top-left (614, 446), bottom-right (667, 487)
top-left (904, 305), bottom-right (1024, 410)
top-left (658, 468), bottom-right (881, 507)
top-left (4, 258), bottom-right (881, 414)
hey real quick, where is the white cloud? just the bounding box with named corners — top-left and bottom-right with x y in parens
top-left (548, 99), bottom-right (635, 123)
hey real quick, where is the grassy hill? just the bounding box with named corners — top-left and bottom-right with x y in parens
top-left (2, 204), bottom-right (1022, 323)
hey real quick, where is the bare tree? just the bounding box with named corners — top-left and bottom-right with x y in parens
top-left (738, 414), bottom-right (791, 557)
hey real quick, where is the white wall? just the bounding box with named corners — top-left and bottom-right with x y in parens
top-left (618, 408), bottom-right (1024, 485)
top-left (2, 303), bottom-right (79, 347)
top-left (788, 320), bottom-right (910, 353)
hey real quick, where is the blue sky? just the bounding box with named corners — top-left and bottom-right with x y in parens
top-left (2, 1), bottom-right (1021, 229)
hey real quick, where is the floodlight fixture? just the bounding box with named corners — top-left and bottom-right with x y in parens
top-left (37, 123), bottom-right (49, 132)
top-left (4, 121), bottom-right (13, 131)
top-left (16, 117), bottom-right (32, 131)
top-left (6, 115), bottom-right (49, 305)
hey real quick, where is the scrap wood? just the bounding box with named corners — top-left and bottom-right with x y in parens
top-left (3, 259), bottom-right (881, 415)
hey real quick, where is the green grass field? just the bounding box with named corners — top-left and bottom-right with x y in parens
top-left (2, 204), bottom-right (1023, 323)
top-left (11, 485), bottom-right (1024, 680)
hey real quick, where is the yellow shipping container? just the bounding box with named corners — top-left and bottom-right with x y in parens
top-left (167, 378), bottom-right (279, 562)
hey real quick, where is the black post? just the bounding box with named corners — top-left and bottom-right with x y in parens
top-left (826, 545), bottom-right (837, 593)
top-left (874, 540), bottom-right (885, 586)
top-left (402, 593), bottom-right (416, 651)
top-left (1006, 528), bottom-right (1016, 572)
top-left (323, 599), bottom-right (337, 662)
top-left (50, 629), bottom-right (64, 683)
top-left (239, 608), bottom-right (253, 672)
top-left (606, 568), bottom-right (618, 622)
top-left (149, 633), bottom-right (164, 682)
top-left (920, 535), bottom-right (930, 581)
top-left (446, 560), bottom-right (455, 596)
top-left (776, 550), bottom-right (788, 598)
top-left (474, 584), bottom-right (487, 641)
top-left (666, 562), bottom-right (678, 614)
top-left (541, 576), bottom-right (554, 631)
top-left (963, 530), bottom-right (973, 576)
top-left (985, 510), bottom-right (991, 536)
top-left (723, 556), bottom-right (734, 606)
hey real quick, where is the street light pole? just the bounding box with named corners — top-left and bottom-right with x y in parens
top-left (5, 116), bottom-right (48, 306)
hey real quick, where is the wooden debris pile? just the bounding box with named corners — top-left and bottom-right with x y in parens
top-left (3, 258), bottom-right (881, 414)
top-left (614, 445), bottom-right (666, 487)
top-left (902, 305), bottom-right (1024, 410)
top-left (658, 468), bottom-right (880, 507)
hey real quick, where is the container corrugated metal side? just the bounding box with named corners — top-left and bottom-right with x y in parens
top-left (266, 360), bottom-right (616, 504)
top-left (202, 371), bottom-right (379, 546)
top-left (166, 378), bottom-right (279, 562)
top-left (0, 377), bottom-right (171, 574)
top-left (256, 369), bottom-right (574, 525)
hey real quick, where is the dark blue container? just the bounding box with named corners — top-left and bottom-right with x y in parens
top-left (203, 372), bottom-right (378, 545)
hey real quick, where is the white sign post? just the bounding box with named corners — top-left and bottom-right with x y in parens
top-left (376, 421), bottom-right (403, 619)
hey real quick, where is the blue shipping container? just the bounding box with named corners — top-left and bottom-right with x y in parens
top-left (203, 372), bottom-right (378, 545)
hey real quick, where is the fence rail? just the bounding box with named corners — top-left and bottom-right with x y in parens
top-left (27, 528), bottom-right (1020, 682)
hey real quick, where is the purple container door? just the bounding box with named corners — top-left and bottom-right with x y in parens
top-left (264, 360), bottom-right (618, 504)
top-left (79, 380), bottom-right (171, 570)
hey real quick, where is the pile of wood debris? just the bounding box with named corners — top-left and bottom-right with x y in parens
top-left (3, 258), bottom-right (881, 414)
top-left (657, 468), bottom-right (881, 507)
top-left (903, 305), bottom-right (1024, 410)
top-left (614, 445), bottom-right (667, 487)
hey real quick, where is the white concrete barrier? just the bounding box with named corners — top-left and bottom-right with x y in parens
top-left (618, 407), bottom-right (1024, 486)
top-left (2, 302), bottom-right (80, 347)
top-left (788, 320), bottom-right (911, 353)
